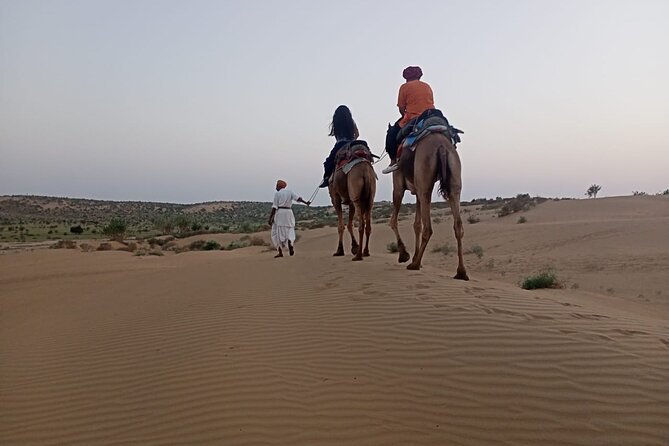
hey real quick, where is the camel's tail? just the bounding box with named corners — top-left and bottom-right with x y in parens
top-left (359, 162), bottom-right (376, 214)
top-left (437, 144), bottom-right (454, 200)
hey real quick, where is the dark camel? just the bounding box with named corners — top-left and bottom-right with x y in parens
top-left (329, 144), bottom-right (376, 261)
top-left (389, 132), bottom-right (469, 279)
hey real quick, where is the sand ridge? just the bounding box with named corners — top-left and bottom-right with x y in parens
top-left (2, 196), bottom-right (669, 444)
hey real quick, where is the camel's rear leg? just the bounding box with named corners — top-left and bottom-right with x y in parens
top-left (362, 210), bottom-right (371, 257)
top-left (407, 193), bottom-right (433, 270)
top-left (347, 204), bottom-right (358, 255)
top-left (446, 149), bottom-right (469, 280)
top-left (352, 200), bottom-right (364, 261)
top-left (389, 184), bottom-right (410, 263)
top-left (332, 197), bottom-right (345, 256)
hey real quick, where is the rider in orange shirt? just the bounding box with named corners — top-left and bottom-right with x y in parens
top-left (382, 66), bottom-right (435, 174)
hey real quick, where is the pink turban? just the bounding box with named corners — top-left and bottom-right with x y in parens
top-left (276, 180), bottom-right (287, 189)
top-left (402, 66), bottom-right (423, 81)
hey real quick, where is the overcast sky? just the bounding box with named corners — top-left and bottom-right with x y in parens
top-left (1, 0), bottom-right (668, 205)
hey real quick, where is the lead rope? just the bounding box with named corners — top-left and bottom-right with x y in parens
top-left (306, 185), bottom-right (320, 204)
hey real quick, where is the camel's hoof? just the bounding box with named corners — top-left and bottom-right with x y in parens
top-left (333, 251), bottom-right (345, 257)
top-left (407, 263), bottom-right (421, 270)
top-left (398, 251), bottom-right (410, 263)
top-left (363, 251), bottom-right (370, 257)
top-left (352, 256), bottom-right (363, 261)
top-left (351, 246), bottom-right (358, 255)
top-left (454, 271), bottom-right (470, 281)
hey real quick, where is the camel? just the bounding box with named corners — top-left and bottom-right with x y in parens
top-left (389, 132), bottom-right (469, 279)
top-left (328, 143), bottom-right (376, 261)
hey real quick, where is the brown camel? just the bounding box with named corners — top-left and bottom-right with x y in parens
top-left (389, 132), bottom-right (469, 279)
top-left (329, 144), bottom-right (376, 261)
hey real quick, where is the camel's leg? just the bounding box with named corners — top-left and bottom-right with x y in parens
top-left (389, 183), bottom-right (410, 263)
top-left (362, 210), bottom-right (371, 257)
top-left (347, 204), bottom-right (358, 255)
top-left (352, 200), bottom-right (364, 261)
top-left (332, 197), bottom-right (345, 256)
top-left (446, 150), bottom-right (469, 280)
top-left (411, 199), bottom-right (422, 261)
top-left (407, 192), bottom-right (433, 270)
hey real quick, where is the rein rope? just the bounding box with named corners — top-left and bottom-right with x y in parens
top-left (309, 147), bottom-right (387, 205)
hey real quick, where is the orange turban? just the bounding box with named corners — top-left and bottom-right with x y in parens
top-left (276, 180), bottom-right (287, 189)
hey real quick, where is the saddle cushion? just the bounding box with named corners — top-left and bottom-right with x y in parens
top-left (396, 109), bottom-right (463, 156)
top-left (335, 140), bottom-right (374, 169)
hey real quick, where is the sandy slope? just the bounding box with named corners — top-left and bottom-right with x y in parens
top-left (1, 196), bottom-right (668, 445)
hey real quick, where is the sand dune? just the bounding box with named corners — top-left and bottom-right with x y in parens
top-left (2, 196), bottom-right (668, 445)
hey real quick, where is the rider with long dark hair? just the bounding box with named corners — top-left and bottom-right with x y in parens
top-left (320, 105), bottom-right (359, 187)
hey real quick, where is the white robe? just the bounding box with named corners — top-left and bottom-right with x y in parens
top-left (271, 189), bottom-right (298, 247)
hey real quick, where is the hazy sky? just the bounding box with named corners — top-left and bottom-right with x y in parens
top-left (1, 0), bottom-right (668, 205)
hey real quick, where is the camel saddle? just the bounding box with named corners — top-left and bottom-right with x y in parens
top-left (397, 109), bottom-right (463, 153)
top-left (334, 140), bottom-right (375, 171)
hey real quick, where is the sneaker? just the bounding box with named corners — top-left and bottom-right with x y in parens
top-left (319, 178), bottom-right (329, 188)
top-left (382, 162), bottom-right (399, 174)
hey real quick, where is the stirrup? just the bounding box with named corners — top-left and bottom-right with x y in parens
top-left (382, 162), bottom-right (399, 174)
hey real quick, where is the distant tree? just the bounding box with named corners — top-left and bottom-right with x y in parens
top-left (174, 215), bottom-right (190, 233)
top-left (663, 189), bottom-right (669, 195)
top-left (102, 217), bottom-right (127, 241)
top-left (586, 184), bottom-right (601, 198)
top-left (69, 225), bottom-right (84, 234)
top-left (632, 191), bottom-right (647, 196)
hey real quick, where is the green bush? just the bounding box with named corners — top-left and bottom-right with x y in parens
top-left (387, 241), bottom-right (399, 253)
top-left (223, 239), bottom-right (250, 251)
top-left (521, 271), bottom-right (561, 290)
top-left (102, 218), bottom-right (127, 241)
top-left (517, 216), bottom-right (527, 224)
top-left (203, 240), bottom-right (221, 250)
top-left (466, 214), bottom-right (480, 224)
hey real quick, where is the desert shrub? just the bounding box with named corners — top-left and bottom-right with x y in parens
top-left (203, 240), bottom-right (221, 250)
top-left (517, 216), bottom-right (527, 224)
top-left (223, 239), bottom-right (250, 250)
top-left (117, 242), bottom-right (138, 252)
top-left (70, 225), bottom-right (84, 234)
top-left (149, 250), bottom-right (164, 256)
top-left (102, 218), bottom-right (127, 241)
top-left (189, 240), bottom-right (206, 250)
top-left (432, 243), bottom-right (452, 255)
top-left (466, 245), bottom-right (484, 258)
top-left (467, 214), bottom-right (480, 224)
top-left (632, 191), bottom-right (646, 196)
top-left (239, 235), bottom-right (269, 246)
top-left (521, 270), bottom-right (561, 290)
top-left (50, 240), bottom-right (77, 249)
top-left (80, 243), bottom-right (94, 252)
top-left (162, 241), bottom-right (177, 250)
top-left (663, 189), bottom-right (669, 195)
top-left (433, 217), bottom-right (442, 224)
top-left (387, 242), bottom-right (399, 253)
top-left (191, 222), bottom-right (203, 231)
top-left (97, 242), bottom-right (112, 251)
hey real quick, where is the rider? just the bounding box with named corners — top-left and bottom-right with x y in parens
top-left (382, 66), bottom-right (435, 174)
top-left (319, 105), bottom-right (359, 188)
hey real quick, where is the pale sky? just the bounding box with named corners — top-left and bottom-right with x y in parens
top-left (1, 0), bottom-right (668, 205)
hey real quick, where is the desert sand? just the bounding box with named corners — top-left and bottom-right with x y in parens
top-left (1, 195), bottom-right (668, 445)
